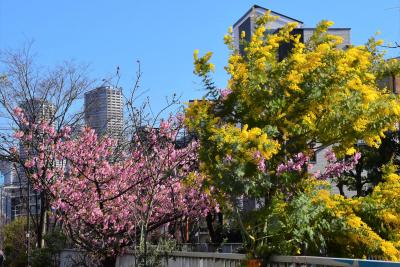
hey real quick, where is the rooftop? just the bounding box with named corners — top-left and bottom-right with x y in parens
top-left (233, 5), bottom-right (303, 28)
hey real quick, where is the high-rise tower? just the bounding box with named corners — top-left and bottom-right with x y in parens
top-left (84, 86), bottom-right (123, 138)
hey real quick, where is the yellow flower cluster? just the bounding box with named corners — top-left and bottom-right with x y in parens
top-left (193, 50), bottom-right (215, 76)
top-left (210, 124), bottom-right (280, 162)
top-left (226, 54), bottom-right (249, 87)
top-left (353, 117), bottom-right (369, 132)
top-left (312, 166), bottom-right (400, 261)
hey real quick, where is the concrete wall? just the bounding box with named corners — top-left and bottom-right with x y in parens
top-left (303, 28), bottom-right (351, 48)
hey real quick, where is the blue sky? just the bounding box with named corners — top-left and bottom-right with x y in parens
top-left (1, 0), bottom-right (400, 111)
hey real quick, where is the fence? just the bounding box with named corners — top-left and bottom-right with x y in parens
top-left (117, 251), bottom-right (245, 267)
top-left (60, 250), bottom-right (400, 267)
top-left (59, 250), bottom-right (246, 267)
top-left (267, 255), bottom-right (400, 266)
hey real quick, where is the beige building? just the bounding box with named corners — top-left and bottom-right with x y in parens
top-left (84, 86), bottom-right (123, 138)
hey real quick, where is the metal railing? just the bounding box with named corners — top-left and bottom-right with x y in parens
top-left (267, 255), bottom-right (400, 267)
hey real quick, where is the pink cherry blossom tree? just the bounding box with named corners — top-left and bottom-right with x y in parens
top-left (2, 50), bottom-right (212, 266)
top-left (16, 111), bottom-right (214, 267)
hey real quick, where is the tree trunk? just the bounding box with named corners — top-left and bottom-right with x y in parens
top-left (355, 165), bottom-right (363, 197)
top-left (206, 212), bottom-right (216, 243)
top-left (37, 192), bottom-right (47, 248)
top-left (139, 225), bottom-right (149, 267)
top-left (143, 231), bottom-right (148, 267)
top-left (337, 181), bottom-right (345, 197)
top-left (101, 256), bottom-right (117, 267)
top-left (215, 212), bottom-right (223, 244)
top-left (206, 212), bottom-right (224, 244)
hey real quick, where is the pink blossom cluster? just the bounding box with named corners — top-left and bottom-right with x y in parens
top-left (13, 107), bottom-right (215, 257)
top-left (220, 88), bottom-right (232, 100)
top-left (253, 151), bottom-right (266, 172)
top-left (13, 107), bottom-right (69, 191)
top-left (276, 152), bottom-right (310, 176)
top-left (13, 107), bottom-right (29, 127)
top-left (316, 150), bottom-right (361, 180)
top-left (223, 154), bottom-right (233, 164)
top-left (49, 126), bottom-right (213, 253)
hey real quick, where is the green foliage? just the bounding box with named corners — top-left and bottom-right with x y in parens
top-left (238, 180), bottom-right (337, 258)
top-left (31, 229), bottom-right (67, 267)
top-left (2, 217), bottom-right (67, 267)
top-left (338, 131), bottom-right (400, 196)
top-left (257, 168), bottom-right (400, 260)
top-left (2, 217), bottom-right (34, 267)
top-left (135, 239), bottom-right (177, 267)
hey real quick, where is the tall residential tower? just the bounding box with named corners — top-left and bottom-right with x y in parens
top-left (84, 86), bottom-right (123, 138)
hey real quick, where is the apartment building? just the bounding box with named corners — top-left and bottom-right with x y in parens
top-left (233, 5), bottom-right (350, 53)
top-left (84, 86), bottom-right (124, 138)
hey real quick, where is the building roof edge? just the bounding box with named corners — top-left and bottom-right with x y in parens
top-left (233, 5), bottom-right (303, 28)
